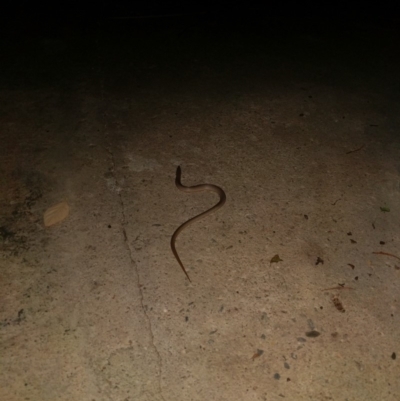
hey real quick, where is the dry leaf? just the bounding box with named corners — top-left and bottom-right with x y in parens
top-left (44, 202), bottom-right (70, 227)
top-left (251, 349), bottom-right (264, 360)
top-left (270, 254), bottom-right (283, 264)
top-left (305, 330), bottom-right (320, 338)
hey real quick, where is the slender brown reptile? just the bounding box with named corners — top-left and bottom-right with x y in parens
top-left (170, 166), bottom-right (226, 282)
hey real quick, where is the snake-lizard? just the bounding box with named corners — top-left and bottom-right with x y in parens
top-left (170, 166), bottom-right (226, 281)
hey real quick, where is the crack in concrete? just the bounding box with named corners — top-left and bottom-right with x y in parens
top-left (104, 144), bottom-right (166, 401)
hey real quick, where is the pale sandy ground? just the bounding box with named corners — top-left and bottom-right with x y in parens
top-left (1, 16), bottom-right (399, 401)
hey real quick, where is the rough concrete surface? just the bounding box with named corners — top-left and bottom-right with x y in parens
top-left (0, 15), bottom-right (399, 401)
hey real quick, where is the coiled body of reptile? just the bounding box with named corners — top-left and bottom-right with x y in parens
top-left (170, 166), bottom-right (226, 282)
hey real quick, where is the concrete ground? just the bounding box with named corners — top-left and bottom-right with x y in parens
top-left (0, 15), bottom-right (399, 401)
